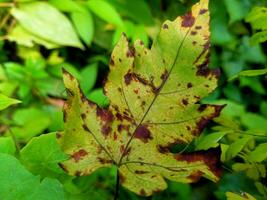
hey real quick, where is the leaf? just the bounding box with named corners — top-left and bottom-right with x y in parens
top-left (226, 192), bottom-right (256, 200)
top-left (80, 63), bottom-right (98, 95)
top-left (248, 143), bottom-right (267, 162)
top-left (0, 93), bottom-right (21, 110)
top-left (0, 153), bottom-right (65, 200)
top-left (245, 7), bottom-right (267, 30)
top-left (223, 0), bottom-right (250, 24)
top-left (20, 133), bottom-right (68, 178)
top-left (59, 0), bottom-right (224, 196)
top-left (195, 131), bottom-right (228, 150)
top-left (7, 25), bottom-right (59, 49)
top-left (11, 2), bottom-right (83, 48)
top-left (0, 137), bottom-right (16, 155)
top-left (226, 136), bottom-right (252, 160)
top-left (87, 0), bottom-right (123, 27)
top-left (71, 8), bottom-right (94, 45)
top-left (228, 69), bottom-right (267, 81)
top-left (49, 0), bottom-right (83, 13)
top-left (10, 108), bottom-right (51, 141)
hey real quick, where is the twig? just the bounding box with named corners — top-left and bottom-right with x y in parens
top-left (114, 169), bottom-right (120, 200)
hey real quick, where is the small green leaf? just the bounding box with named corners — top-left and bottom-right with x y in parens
top-left (228, 69), bottom-right (267, 81)
top-left (11, 2), bottom-right (83, 48)
top-left (71, 9), bottom-right (94, 45)
top-left (7, 25), bottom-right (59, 49)
top-left (226, 136), bottom-right (252, 160)
top-left (241, 113), bottom-right (267, 132)
top-left (80, 63), bottom-right (98, 95)
top-left (87, 88), bottom-right (109, 107)
top-left (223, 0), bottom-right (250, 23)
top-left (195, 131), bottom-right (228, 150)
top-left (11, 108), bottom-right (51, 141)
top-left (250, 31), bottom-right (267, 45)
top-left (0, 137), bottom-right (16, 155)
top-left (0, 93), bottom-right (21, 111)
top-left (20, 133), bottom-right (68, 177)
top-left (248, 143), bottom-right (267, 162)
top-left (226, 192), bottom-right (256, 200)
top-left (245, 7), bottom-right (267, 30)
top-left (87, 0), bottom-right (123, 27)
top-left (49, 0), bottom-right (83, 12)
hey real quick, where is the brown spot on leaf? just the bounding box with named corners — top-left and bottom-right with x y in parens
top-left (175, 147), bottom-right (222, 178)
top-left (75, 171), bottom-right (82, 176)
top-left (101, 125), bottom-right (112, 136)
top-left (182, 99), bottom-right (189, 105)
top-left (116, 113), bottom-right (123, 121)
top-left (119, 172), bottom-right (125, 183)
top-left (56, 132), bottom-right (62, 139)
top-left (199, 9), bottom-right (208, 15)
top-left (163, 23), bottom-right (169, 29)
top-left (181, 12), bottom-right (195, 27)
top-left (192, 41), bottom-right (197, 45)
top-left (135, 170), bottom-right (148, 174)
top-left (188, 171), bottom-right (203, 182)
top-left (193, 105), bottom-right (225, 135)
top-left (140, 189), bottom-right (147, 196)
top-left (71, 149), bottom-right (88, 163)
top-left (191, 31), bottom-right (197, 35)
top-left (98, 157), bottom-right (112, 164)
top-left (157, 144), bottom-right (170, 153)
top-left (187, 83), bottom-right (193, 88)
top-left (195, 26), bottom-right (202, 30)
top-left (96, 107), bottom-right (113, 122)
top-left (134, 125), bottom-right (152, 143)
top-left (139, 40), bottom-right (144, 45)
top-left (124, 73), bottom-right (132, 85)
top-left (160, 69), bottom-right (168, 81)
top-left (133, 88), bottom-right (139, 94)
top-left (119, 58), bottom-right (122, 62)
top-left (109, 58), bottom-right (114, 66)
top-left (126, 48), bottom-right (135, 57)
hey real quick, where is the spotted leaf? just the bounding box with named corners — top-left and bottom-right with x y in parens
top-left (58, 0), bottom-right (223, 196)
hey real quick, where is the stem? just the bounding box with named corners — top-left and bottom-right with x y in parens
top-left (114, 169), bottom-right (120, 200)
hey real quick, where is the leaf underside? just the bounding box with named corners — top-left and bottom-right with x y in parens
top-left (58, 0), bottom-right (224, 196)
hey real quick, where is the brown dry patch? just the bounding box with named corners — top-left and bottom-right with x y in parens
top-left (71, 149), bottom-right (88, 163)
top-left (181, 12), bottom-right (195, 27)
top-left (134, 125), bottom-right (153, 143)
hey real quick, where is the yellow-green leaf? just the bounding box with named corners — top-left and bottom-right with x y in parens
top-left (59, 0), bottom-right (223, 196)
top-left (0, 93), bottom-right (21, 111)
top-left (226, 192), bottom-right (257, 200)
top-left (11, 2), bottom-right (83, 49)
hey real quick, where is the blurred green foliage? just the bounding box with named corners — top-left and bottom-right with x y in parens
top-left (0, 0), bottom-right (267, 199)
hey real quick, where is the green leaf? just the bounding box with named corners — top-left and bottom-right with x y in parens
top-left (7, 25), bottom-right (59, 49)
top-left (49, 0), bottom-right (83, 13)
top-left (80, 63), bottom-right (98, 95)
top-left (226, 136), bottom-right (252, 160)
top-left (228, 69), bottom-right (267, 81)
top-left (11, 2), bottom-right (83, 48)
top-left (11, 108), bottom-right (51, 141)
top-left (20, 133), bottom-right (68, 177)
top-left (250, 31), bottom-right (267, 45)
top-left (107, 0), bottom-right (154, 25)
top-left (226, 192), bottom-right (256, 200)
top-left (195, 131), bottom-right (228, 150)
top-left (0, 93), bottom-right (21, 110)
top-left (71, 9), bottom-right (94, 45)
top-left (223, 0), bottom-right (250, 23)
top-left (0, 153), bottom-right (65, 200)
top-left (248, 143), bottom-right (267, 162)
top-left (59, 0), bottom-right (224, 196)
top-left (87, 0), bottom-right (123, 27)
top-left (245, 7), bottom-right (267, 30)
top-left (0, 137), bottom-right (16, 155)
top-left (87, 88), bottom-right (109, 107)
top-left (241, 113), bottom-right (267, 132)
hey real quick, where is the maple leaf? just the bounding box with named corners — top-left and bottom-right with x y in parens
top-left (58, 0), bottom-right (224, 196)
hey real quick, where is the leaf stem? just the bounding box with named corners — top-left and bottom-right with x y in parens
top-left (114, 169), bottom-right (120, 200)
